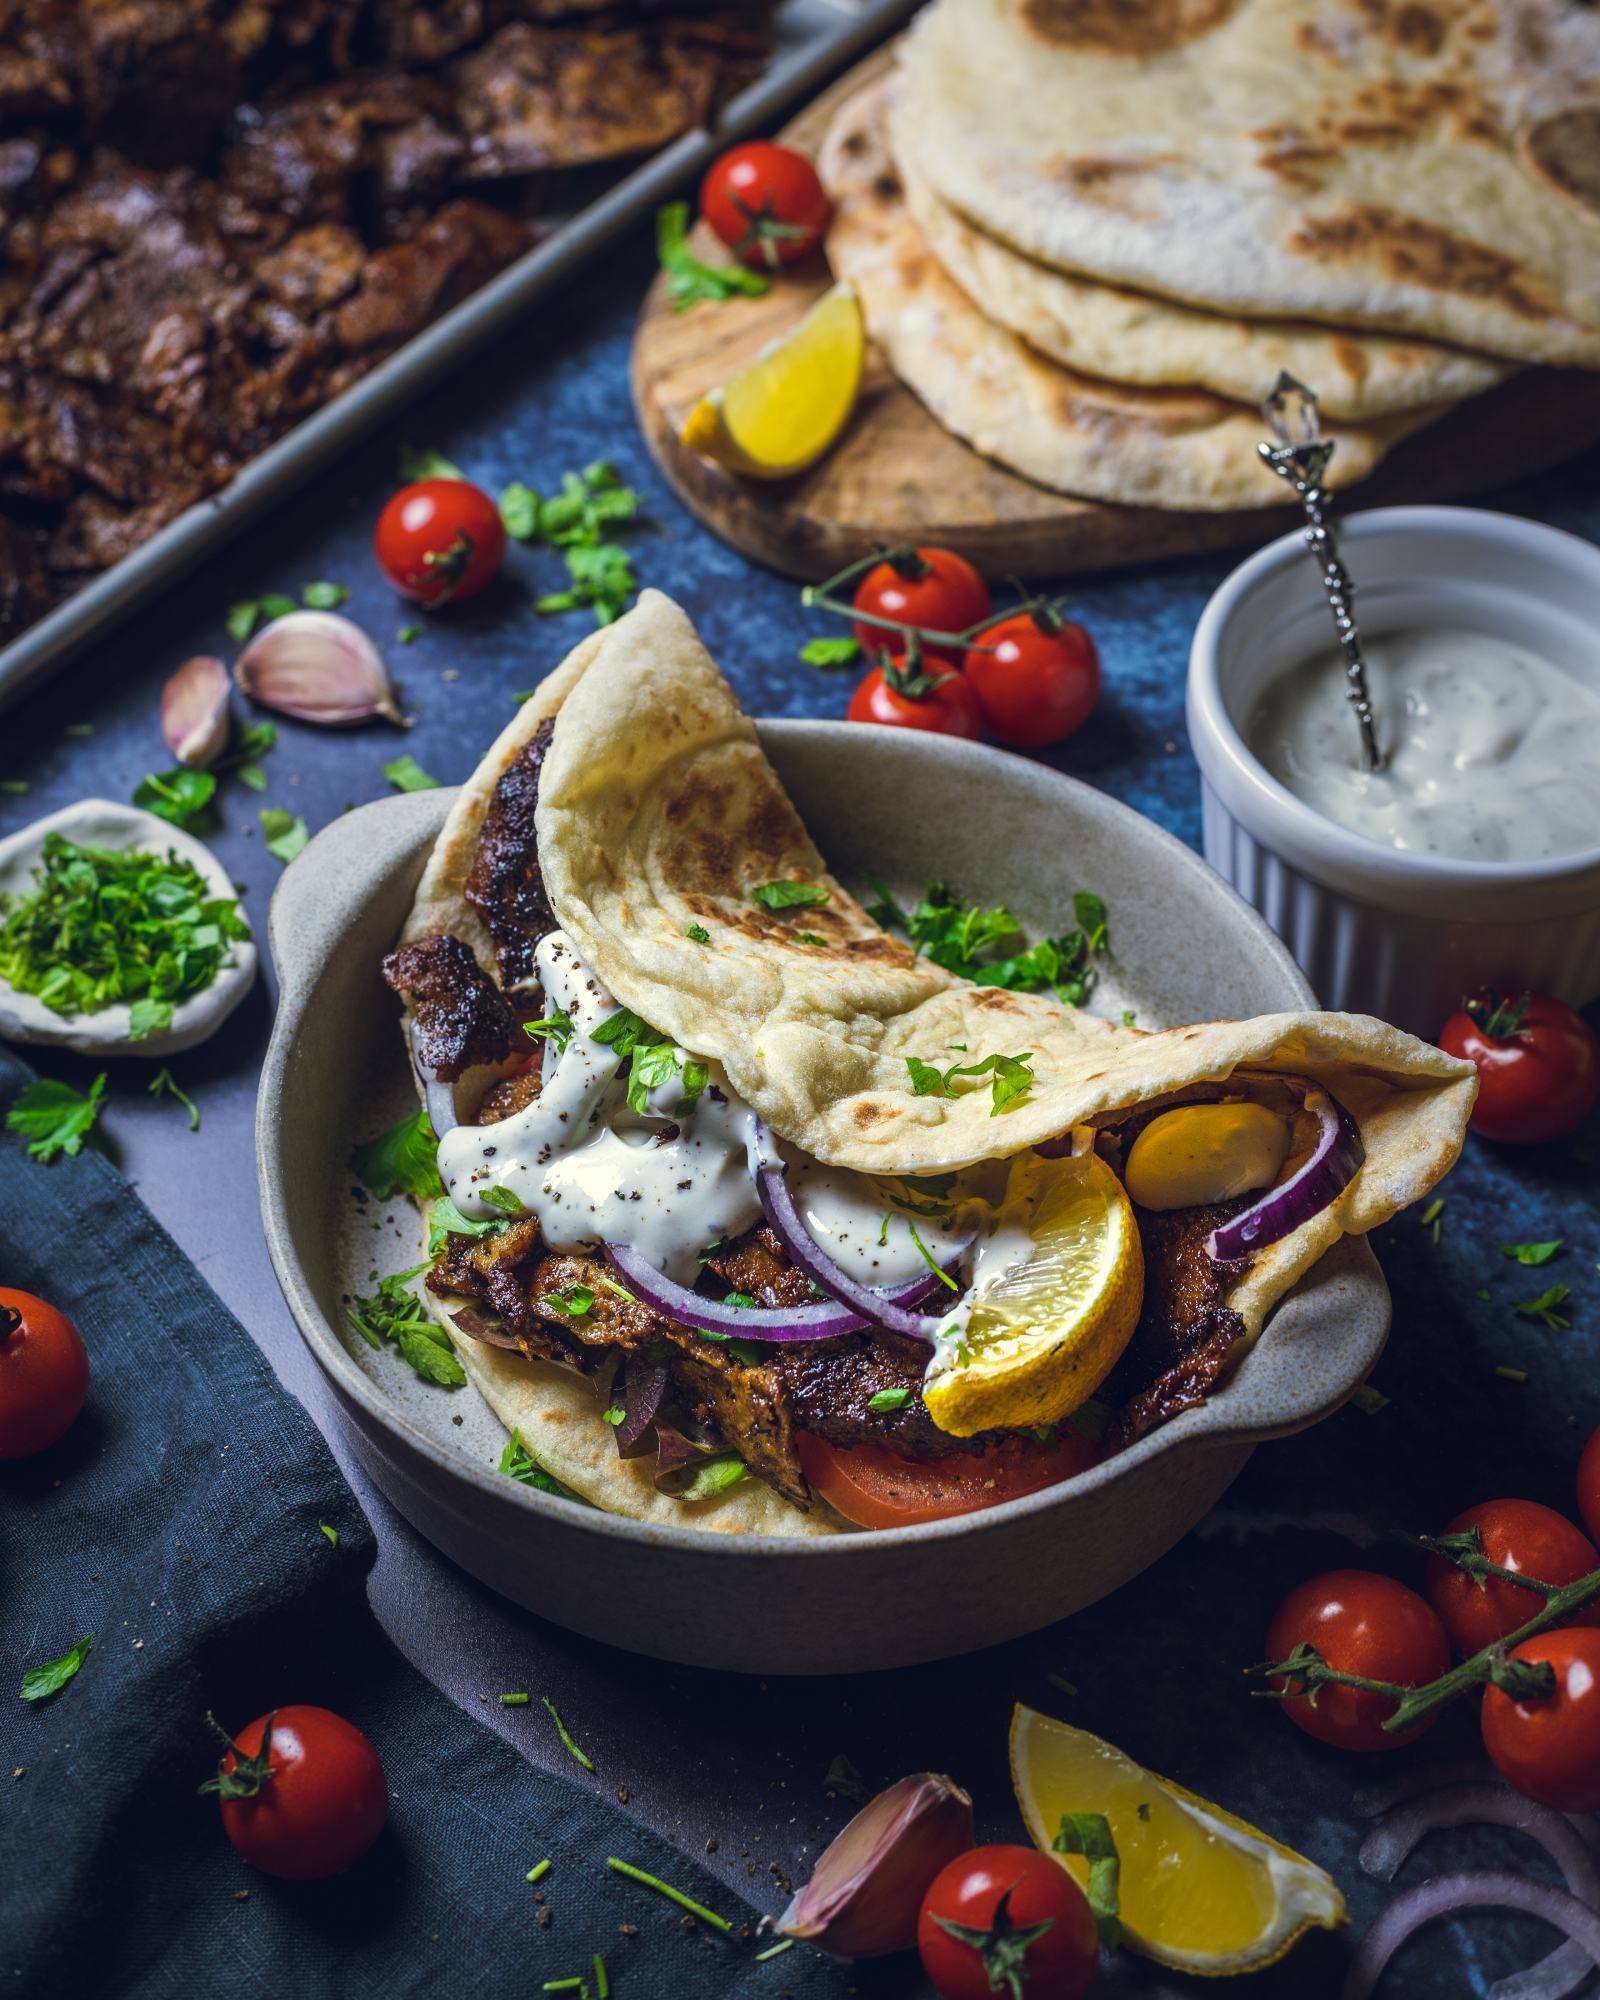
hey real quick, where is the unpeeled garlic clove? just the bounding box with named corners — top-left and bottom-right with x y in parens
top-left (235, 610), bottom-right (406, 727)
top-left (777, 1772), bottom-right (975, 1958)
top-left (161, 655), bottom-right (232, 769)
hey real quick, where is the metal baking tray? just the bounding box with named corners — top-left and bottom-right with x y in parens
top-left (0, 0), bottom-right (920, 715)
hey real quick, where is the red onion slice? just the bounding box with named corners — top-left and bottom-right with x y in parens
top-left (1351, 1762), bottom-right (1499, 1819)
top-left (614, 1352), bottom-right (669, 1458)
top-left (1206, 1088), bottom-right (1364, 1262)
top-left (602, 1242), bottom-right (951, 1342)
top-left (1343, 1871), bottom-right (1600, 2000)
top-left (752, 1122), bottom-right (971, 1342)
top-left (408, 1019), bottom-right (462, 1140)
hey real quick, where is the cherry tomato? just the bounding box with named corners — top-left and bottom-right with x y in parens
top-left (700, 141), bottom-right (831, 270)
top-left (1577, 1427), bottom-right (1600, 1546)
top-left (847, 656), bottom-right (983, 739)
top-left (1265, 1570), bottom-right (1451, 1752)
top-left (963, 609), bottom-right (1101, 749)
top-left (207, 1706), bottom-right (387, 1880)
top-left (851, 548), bottom-right (992, 668)
top-left (0, 1288), bottom-right (89, 1460)
top-left (1425, 1499), bottom-right (1600, 1656)
top-left (374, 478), bottom-right (506, 607)
top-left (1481, 1628), bottom-right (1600, 1812)
top-left (1438, 989), bottom-right (1599, 1145)
top-left (918, 1844), bottom-right (1098, 2000)
top-left (797, 1430), bottom-right (1100, 1530)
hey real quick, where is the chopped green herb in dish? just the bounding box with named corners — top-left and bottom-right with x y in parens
top-left (656, 200), bottom-right (770, 312)
top-left (751, 879), bottom-right (829, 911)
top-left (0, 834), bottom-right (249, 1039)
top-left (6, 1073), bottom-right (106, 1163)
top-left (500, 1428), bottom-right (583, 1501)
top-left (867, 879), bottom-right (1109, 1007)
top-left (905, 1049), bottom-right (1036, 1117)
top-left (347, 1264), bottom-right (466, 1387)
top-left (352, 1108), bottom-right (443, 1201)
top-left (426, 1196), bottom-right (511, 1256)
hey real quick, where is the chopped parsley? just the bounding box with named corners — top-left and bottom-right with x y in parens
top-left (668, 1452), bottom-right (749, 1501)
top-left (6, 1072), bottom-right (106, 1163)
top-left (225, 594), bottom-right (297, 644)
top-left (259, 806), bottom-right (309, 865)
top-left (132, 769), bottom-right (216, 834)
top-left (824, 1753), bottom-right (871, 1802)
top-left (906, 1050), bottom-right (1036, 1116)
top-left (1514, 1284), bottom-right (1572, 1333)
top-left (601, 1405), bottom-right (625, 1426)
top-left (795, 931), bottom-right (826, 947)
top-left (867, 880), bottom-right (1109, 1006)
top-left (542, 1284), bottom-right (595, 1317)
top-left (800, 636), bottom-right (862, 670)
top-left (542, 1697), bottom-right (595, 1771)
top-left (868, 1386), bottom-right (913, 1413)
top-left (148, 1066), bottom-right (199, 1130)
top-left (399, 444), bottom-right (464, 483)
top-left (591, 1007), bottom-right (705, 1114)
top-left (500, 1428), bottom-right (582, 1501)
top-left (383, 754), bottom-right (440, 793)
top-left (397, 624), bottom-right (423, 645)
top-left (301, 580), bottom-right (349, 610)
top-left (499, 462), bottom-right (645, 627)
top-left (657, 200), bottom-right (770, 311)
top-left (1053, 1812), bottom-right (1121, 1948)
top-left (214, 720), bottom-right (277, 792)
top-left (1503, 1240), bottom-right (1562, 1266)
top-left (347, 1264), bottom-right (465, 1387)
top-left (319, 1523), bottom-right (338, 1545)
top-left (524, 1010), bottom-right (574, 1052)
top-left (21, 1633), bottom-right (94, 1704)
top-left (751, 879), bottom-right (829, 911)
top-left (686, 923), bottom-right (711, 944)
top-left (352, 1109), bottom-right (443, 1200)
top-left (907, 1219), bottom-right (958, 1288)
top-left (0, 835), bottom-right (249, 1038)
top-left (427, 1196), bottom-right (512, 1256)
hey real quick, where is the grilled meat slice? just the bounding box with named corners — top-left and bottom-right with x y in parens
top-left (331, 196), bottom-right (529, 352)
top-left (669, 1342), bottom-right (809, 1509)
top-left (449, 1301), bottom-right (596, 1375)
top-left (703, 1226), bottom-right (816, 1309)
top-left (464, 715), bottom-right (556, 989)
top-left (382, 931), bottom-right (519, 1080)
top-left (476, 1062), bottom-right (541, 1124)
top-left (778, 1335), bottom-right (984, 1460)
top-left (1102, 1198), bottom-right (1250, 1450)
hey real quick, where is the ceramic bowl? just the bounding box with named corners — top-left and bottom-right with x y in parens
top-left (1188, 506), bottom-right (1600, 1035)
top-left (257, 724), bottom-right (1389, 1674)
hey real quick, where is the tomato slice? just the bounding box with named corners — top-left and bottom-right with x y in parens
top-left (797, 1428), bottom-right (1100, 1529)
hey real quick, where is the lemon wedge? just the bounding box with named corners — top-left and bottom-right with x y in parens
top-left (1010, 1706), bottom-right (1346, 1975)
top-left (922, 1151), bottom-right (1142, 1438)
top-left (680, 283), bottom-right (863, 479)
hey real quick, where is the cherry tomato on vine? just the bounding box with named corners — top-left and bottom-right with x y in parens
top-left (374, 478), bottom-right (506, 606)
top-left (1265, 1570), bottom-right (1451, 1752)
top-left (851, 548), bottom-right (992, 668)
top-left (0, 1288), bottom-right (88, 1460)
top-left (963, 608), bottom-right (1100, 749)
top-left (847, 653), bottom-right (983, 739)
top-left (1578, 1428), bottom-right (1600, 1547)
top-left (1438, 989), bottom-right (1599, 1145)
top-left (204, 1706), bottom-right (387, 1880)
top-left (700, 141), bottom-right (831, 270)
top-left (1425, 1499), bottom-right (1600, 1656)
top-left (918, 1844), bottom-right (1099, 2000)
top-left (1481, 1628), bottom-right (1600, 1812)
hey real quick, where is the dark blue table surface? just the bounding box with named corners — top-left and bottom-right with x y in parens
top-left (6, 219), bottom-right (1600, 2000)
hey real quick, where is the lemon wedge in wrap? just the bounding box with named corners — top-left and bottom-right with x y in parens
top-left (923, 1150), bottom-right (1142, 1438)
top-left (680, 282), bottom-right (863, 479)
top-left (1011, 1706), bottom-right (1346, 1974)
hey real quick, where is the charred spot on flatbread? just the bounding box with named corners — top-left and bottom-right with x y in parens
top-left (1021, 0), bottom-right (1237, 55)
top-left (1288, 203), bottom-right (1556, 322)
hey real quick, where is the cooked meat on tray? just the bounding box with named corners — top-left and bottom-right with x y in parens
top-left (0, 0), bottom-right (773, 646)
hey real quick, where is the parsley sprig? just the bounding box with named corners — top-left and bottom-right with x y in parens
top-left (656, 202), bottom-right (770, 312)
top-left (906, 1050), bottom-right (1035, 1117)
top-left (6, 1072), bottom-right (106, 1162)
top-left (866, 879), bottom-right (1108, 1006)
top-left (0, 835), bottom-right (249, 1038)
top-left (591, 1008), bottom-right (707, 1114)
top-left (347, 1263), bottom-right (466, 1387)
top-left (499, 462), bottom-right (645, 627)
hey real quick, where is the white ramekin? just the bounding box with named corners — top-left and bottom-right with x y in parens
top-left (1187, 505), bottom-right (1600, 1034)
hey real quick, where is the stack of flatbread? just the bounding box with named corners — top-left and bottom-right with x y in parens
top-left (817, 0), bottom-right (1600, 512)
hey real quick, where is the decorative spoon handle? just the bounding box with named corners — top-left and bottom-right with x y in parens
top-left (1258, 372), bottom-right (1385, 773)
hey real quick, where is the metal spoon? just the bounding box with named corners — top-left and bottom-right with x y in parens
top-left (1258, 372), bottom-right (1385, 773)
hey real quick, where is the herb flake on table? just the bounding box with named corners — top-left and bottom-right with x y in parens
top-left (0, 835), bottom-right (248, 1037)
top-left (259, 807), bottom-right (308, 865)
top-left (214, 721), bottom-right (278, 793)
top-left (226, 595), bottom-right (297, 644)
top-left (352, 1109), bottom-right (443, 1200)
top-left (148, 1067), bottom-right (200, 1131)
top-left (1514, 1284), bottom-right (1572, 1333)
top-left (606, 1856), bottom-right (732, 1932)
top-left (1504, 1240), bottom-right (1563, 1266)
top-left (21, 1633), bottom-right (93, 1703)
top-left (656, 201), bottom-right (769, 312)
top-left (906, 1050), bottom-right (1036, 1117)
top-left (319, 1523), bottom-right (338, 1546)
top-left (132, 769), bottom-right (216, 834)
top-left (399, 445), bottom-right (464, 483)
top-left (800, 636), bottom-right (862, 669)
top-left (301, 581), bottom-right (349, 610)
top-left (542, 1697), bottom-right (595, 1771)
top-left (500, 1429), bottom-right (582, 1502)
top-left (6, 1073), bottom-right (106, 1163)
top-left (868, 880), bottom-right (1109, 1006)
top-left (383, 754), bottom-right (440, 793)
top-left (499, 462), bottom-right (646, 627)
top-left (347, 1264), bottom-right (465, 1387)
top-left (823, 1752), bottom-right (870, 1803)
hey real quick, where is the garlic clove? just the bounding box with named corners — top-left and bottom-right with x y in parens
top-left (161, 654), bottom-right (232, 768)
top-left (235, 610), bottom-right (407, 727)
top-left (777, 1772), bottom-right (975, 1958)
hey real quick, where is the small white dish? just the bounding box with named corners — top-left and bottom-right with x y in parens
top-left (0, 799), bottom-right (257, 1057)
top-left (1187, 506), bottom-right (1600, 1033)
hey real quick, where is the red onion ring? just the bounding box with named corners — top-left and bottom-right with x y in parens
top-left (752, 1122), bottom-right (972, 1342)
top-left (1206, 1088), bottom-right (1364, 1262)
top-left (1351, 1762), bottom-right (1499, 1819)
top-left (602, 1242), bottom-right (954, 1342)
top-left (1343, 1871), bottom-right (1600, 2000)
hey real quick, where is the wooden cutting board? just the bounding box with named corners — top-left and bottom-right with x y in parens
top-left (632, 46), bottom-right (1600, 582)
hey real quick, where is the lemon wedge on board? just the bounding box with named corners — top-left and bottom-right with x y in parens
top-left (923, 1151), bottom-right (1142, 1438)
top-left (1010, 1705), bottom-right (1346, 1975)
top-left (680, 282), bottom-right (863, 479)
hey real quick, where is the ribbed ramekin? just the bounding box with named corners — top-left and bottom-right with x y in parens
top-left (1187, 506), bottom-right (1600, 1035)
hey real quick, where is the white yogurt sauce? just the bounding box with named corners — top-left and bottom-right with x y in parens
top-left (437, 930), bottom-right (982, 1293)
top-left (1248, 627), bottom-right (1600, 864)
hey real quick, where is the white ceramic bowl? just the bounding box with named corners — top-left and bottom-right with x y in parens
top-left (1188, 506), bottom-right (1600, 1034)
